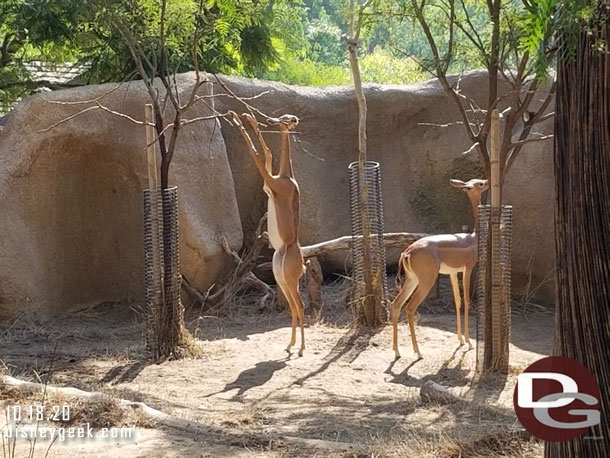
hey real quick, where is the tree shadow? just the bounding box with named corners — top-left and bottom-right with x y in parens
top-left (466, 371), bottom-right (509, 404)
top-left (385, 346), bottom-right (471, 389)
top-left (414, 312), bottom-right (553, 356)
top-left (292, 328), bottom-right (376, 387)
top-left (101, 360), bottom-right (150, 385)
top-left (185, 310), bottom-right (304, 343)
top-left (384, 343), bottom-right (509, 404)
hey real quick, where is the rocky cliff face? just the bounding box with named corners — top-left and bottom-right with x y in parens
top-left (0, 71), bottom-right (555, 316)
top-left (0, 74), bottom-right (242, 316)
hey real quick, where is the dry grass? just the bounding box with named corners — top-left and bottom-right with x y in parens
top-left (180, 330), bottom-right (206, 358)
top-left (512, 255), bottom-right (554, 317)
top-left (0, 385), bottom-right (156, 429)
top-left (369, 427), bottom-right (541, 458)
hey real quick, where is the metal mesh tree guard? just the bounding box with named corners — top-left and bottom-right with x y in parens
top-left (476, 205), bottom-right (513, 373)
top-left (143, 186), bottom-right (184, 358)
top-left (143, 189), bottom-right (162, 354)
top-left (348, 161), bottom-right (389, 322)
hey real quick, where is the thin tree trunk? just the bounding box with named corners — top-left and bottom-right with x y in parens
top-left (348, 33), bottom-right (384, 327)
top-left (485, 108), bottom-right (508, 373)
top-left (545, 9), bottom-right (610, 457)
top-left (488, 0), bottom-right (501, 108)
top-left (155, 119), bottom-right (185, 358)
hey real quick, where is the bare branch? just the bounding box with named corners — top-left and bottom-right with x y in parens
top-left (37, 106), bottom-right (99, 133)
top-left (534, 111), bottom-right (555, 123)
top-left (509, 134), bottom-right (553, 148)
top-left (418, 121), bottom-right (466, 127)
top-left (454, 73), bottom-right (484, 131)
top-left (458, 0), bottom-right (487, 59)
top-left (212, 75), bottom-right (274, 120)
top-left (45, 83), bottom-right (126, 106)
top-left (192, 89), bottom-right (271, 104)
top-left (439, 76), bottom-right (481, 147)
top-left (38, 102), bottom-right (155, 133)
top-left (461, 142), bottom-right (480, 155)
top-left (503, 82), bottom-right (556, 177)
top-left (179, 113), bottom-right (231, 128)
top-left (528, 81), bottom-right (556, 124)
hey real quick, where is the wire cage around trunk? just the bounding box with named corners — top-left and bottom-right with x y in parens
top-left (143, 186), bottom-right (184, 358)
top-left (348, 161), bottom-right (389, 321)
top-left (475, 204), bottom-right (513, 373)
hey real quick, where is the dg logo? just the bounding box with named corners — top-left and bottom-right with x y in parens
top-left (513, 356), bottom-right (601, 442)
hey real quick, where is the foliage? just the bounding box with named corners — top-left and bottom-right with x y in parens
top-left (80, 0), bottom-right (280, 81)
top-left (261, 45), bottom-right (425, 86)
top-left (523, 0), bottom-right (609, 77)
top-left (4, 0), bottom-right (599, 109)
top-left (0, 0), bottom-right (502, 110)
top-left (359, 48), bottom-right (425, 84)
top-left (1, 0), bottom-right (283, 110)
top-left (262, 52), bottom-right (351, 85)
top-left (0, 0), bottom-right (79, 112)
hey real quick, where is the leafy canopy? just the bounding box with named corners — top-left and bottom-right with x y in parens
top-left (1, 0), bottom-right (282, 111)
top-left (4, 0), bottom-right (602, 109)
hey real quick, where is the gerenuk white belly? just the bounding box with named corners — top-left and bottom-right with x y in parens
top-left (439, 263), bottom-right (465, 275)
top-left (267, 195), bottom-right (283, 252)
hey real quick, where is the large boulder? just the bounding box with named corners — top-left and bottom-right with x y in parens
top-left (0, 73), bottom-right (242, 316)
top-left (215, 71), bottom-right (555, 302)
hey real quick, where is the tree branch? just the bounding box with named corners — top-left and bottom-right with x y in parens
top-left (509, 134), bottom-right (553, 148)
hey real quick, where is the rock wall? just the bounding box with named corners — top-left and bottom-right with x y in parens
top-left (0, 74), bottom-right (242, 316)
top-left (0, 70), bottom-right (556, 316)
top-left (215, 71), bottom-right (555, 302)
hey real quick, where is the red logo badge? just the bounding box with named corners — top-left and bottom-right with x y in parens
top-left (513, 356), bottom-right (601, 442)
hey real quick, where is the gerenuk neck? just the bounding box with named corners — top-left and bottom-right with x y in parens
top-left (469, 195), bottom-right (481, 236)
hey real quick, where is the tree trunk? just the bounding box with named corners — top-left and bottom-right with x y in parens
top-left (152, 117), bottom-right (186, 359)
top-left (488, 0), bottom-right (501, 108)
top-left (348, 35), bottom-right (384, 327)
top-left (545, 10), bottom-right (610, 457)
top-left (484, 109), bottom-right (509, 373)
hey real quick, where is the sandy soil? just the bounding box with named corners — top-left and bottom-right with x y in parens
top-left (0, 293), bottom-right (553, 457)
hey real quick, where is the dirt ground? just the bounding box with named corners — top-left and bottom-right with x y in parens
top-left (0, 284), bottom-right (553, 457)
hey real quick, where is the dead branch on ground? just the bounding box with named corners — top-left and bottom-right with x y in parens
top-left (182, 214), bottom-right (272, 314)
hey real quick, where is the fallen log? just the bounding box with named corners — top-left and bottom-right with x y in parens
top-left (300, 232), bottom-right (430, 258)
top-left (259, 233), bottom-right (430, 272)
top-left (305, 257), bottom-right (323, 317)
top-left (420, 380), bottom-right (463, 404)
top-left (257, 232), bottom-right (429, 272)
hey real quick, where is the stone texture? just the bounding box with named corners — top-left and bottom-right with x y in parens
top-left (0, 73), bottom-right (242, 316)
top-left (0, 70), bottom-right (556, 315)
top-left (215, 71), bottom-right (555, 302)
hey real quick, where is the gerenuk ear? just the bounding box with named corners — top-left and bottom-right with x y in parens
top-left (450, 179), bottom-right (467, 189)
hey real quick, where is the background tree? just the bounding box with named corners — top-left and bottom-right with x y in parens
top-left (49, 0), bottom-right (279, 359)
top-left (387, 0), bottom-right (556, 180)
top-left (1, 0), bottom-right (505, 106)
top-left (0, 0), bottom-right (81, 112)
top-left (384, 0), bottom-right (557, 372)
top-left (1, 0), bottom-right (281, 111)
top-left (545, 0), bottom-right (609, 455)
top-left (346, 0), bottom-right (387, 327)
